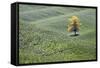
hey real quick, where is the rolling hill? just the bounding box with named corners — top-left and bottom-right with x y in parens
top-left (19, 4), bottom-right (96, 64)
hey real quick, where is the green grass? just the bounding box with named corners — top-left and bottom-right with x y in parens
top-left (19, 4), bottom-right (96, 64)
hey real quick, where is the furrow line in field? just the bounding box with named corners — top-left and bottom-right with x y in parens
top-left (19, 7), bottom-right (61, 14)
top-left (30, 9), bottom-right (93, 25)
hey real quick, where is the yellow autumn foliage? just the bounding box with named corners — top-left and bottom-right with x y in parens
top-left (67, 16), bottom-right (80, 32)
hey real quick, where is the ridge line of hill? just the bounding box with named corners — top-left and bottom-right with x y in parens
top-left (29, 9), bottom-right (93, 24)
top-left (19, 7), bottom-right (61, 14)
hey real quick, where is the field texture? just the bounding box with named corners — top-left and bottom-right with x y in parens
top-left (19, 4), bottom-right (96, 64)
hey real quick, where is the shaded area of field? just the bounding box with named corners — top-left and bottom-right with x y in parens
top-left (19, 4), bottom-right (96, 64)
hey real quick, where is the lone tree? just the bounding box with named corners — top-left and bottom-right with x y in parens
top-left (67, 16), bottom-right (80, 36)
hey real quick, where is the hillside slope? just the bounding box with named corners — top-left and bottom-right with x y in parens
top-left (19, 5), bottom-right (96, 64)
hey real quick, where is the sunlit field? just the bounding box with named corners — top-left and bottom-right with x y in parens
top-left (19, 4), bottom-right (96, 64)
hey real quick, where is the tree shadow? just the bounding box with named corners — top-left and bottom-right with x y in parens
top-left (70, 34), bottom-right (79, 37)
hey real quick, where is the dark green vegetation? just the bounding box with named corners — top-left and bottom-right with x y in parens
top-left (19, 4), bottom-right (96, 64)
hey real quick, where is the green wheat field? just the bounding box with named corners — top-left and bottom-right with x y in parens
top-left (19, 4), bottom-right (96, 64)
